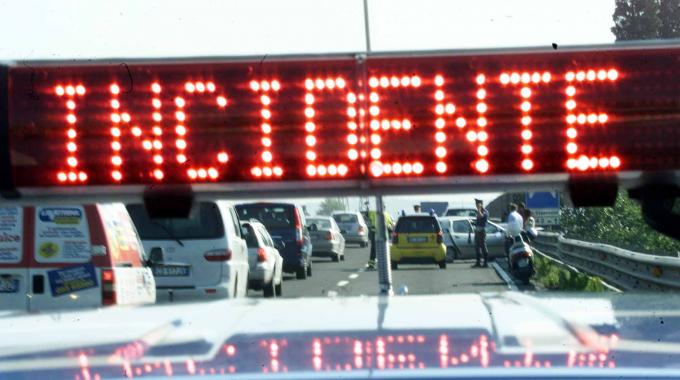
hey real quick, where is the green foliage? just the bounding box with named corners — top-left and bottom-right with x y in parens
top-left (317, 198), bottom-right (346, 215)
top-left (533, 255), bottom-right (606, 292)
top-left (561, 191), bottom-right (680, 256)
top-left (612, 0), bottom-right (680, 41)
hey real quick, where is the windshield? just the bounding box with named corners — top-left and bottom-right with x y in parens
top-left (332, 214), bottom-right (358, 223)
top-left (446, 209), bottom-right (477, 217)
top-left (396, 216), bottom-right (441, 233)
top-left (2, 1), bottom-right (680, 379)
top-left (236, 204), bottom-right (295, 229)
top-left (308, 218), bottom-right (332, 230)
top-left (127, 202), bottom-right (224, 240)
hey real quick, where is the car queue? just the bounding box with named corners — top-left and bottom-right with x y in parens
top-left (0, 200), bottom-right (364, 312)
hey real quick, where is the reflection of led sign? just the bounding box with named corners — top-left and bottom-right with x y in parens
top-left (7, 46), bottom-right (680, 188)
top-left (42, 331), bottom-right (619, 379)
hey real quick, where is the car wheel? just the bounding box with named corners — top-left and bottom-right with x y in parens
top-left (275, 280), bottom-right (282, 296)
top-left (340, 254), bottom-right (345, 261)
top-left (307, 261), bottom-right (312, 277)
top-left (332, 253), bottom-right (340, 262)
top-left (446, 247), bottom-right (456, 263)
top-left (362, 242), bottom-right (368, 248)
top-left (296, 266), bottom-right (307, 280)
top-left (263, 277), bottom-right (276, 298)
top-left (438, 260), bottom-right (447, 269)
top-left (391, 261), bottom-right (398, 270)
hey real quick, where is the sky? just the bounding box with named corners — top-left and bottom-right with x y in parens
top-left (0, 0), bottom-right (616, 215)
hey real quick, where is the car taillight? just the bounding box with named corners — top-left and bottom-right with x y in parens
top-left (101, 268), bottom-right (116, 306)
top-left (436, 231), bottom-right (443, 244)
top-left (294, 208), bottom-right (303, 245)
top-left (325, 231), bottom-right (333, 240)
top-left (392, 232), bottom-right (399, 245)
top-left (204, 249), bottom-right (232, 262)
top-left (257, 248), bottom-right (267, 262)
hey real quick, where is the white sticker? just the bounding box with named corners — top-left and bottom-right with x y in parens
top-left (35, 206), bottom-right (91, 262)
top-left (0, 207), bottom-right (22, 263)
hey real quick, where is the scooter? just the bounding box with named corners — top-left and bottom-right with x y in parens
top-left (506, 233), bottom-right (535, 285)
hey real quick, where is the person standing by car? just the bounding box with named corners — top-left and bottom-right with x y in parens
top-left (365, 208), bottom-right (394, 270)
top-left (506, 203), bottom-right (524, 237)
top-left (518, 202), bottom-right (531, 223)
top-left (413, 204), bottom-right (421, 213)
top-left (473, 198), bottom-right (490, 268)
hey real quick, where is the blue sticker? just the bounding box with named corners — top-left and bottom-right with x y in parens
top-left (48, 263), bottom-right (99, 297)
top-left (38, 208), bottom-right (83, 225)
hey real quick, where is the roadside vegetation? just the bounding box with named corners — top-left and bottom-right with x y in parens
top-left (560, 192), bottom-right (680, 257)
top-left (532, 254), bottom-right (607, 292)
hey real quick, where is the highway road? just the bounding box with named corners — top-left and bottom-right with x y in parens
top-left (248, 245), bottom-right (534, 299)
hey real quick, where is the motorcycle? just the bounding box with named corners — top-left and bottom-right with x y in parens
top-left (506, 233), bottom-right (535, 285)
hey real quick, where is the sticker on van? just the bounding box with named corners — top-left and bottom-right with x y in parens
top-left (0, 207), bottom-right (22, 263)
top-left (47, 263), bottom-right (99, 297)
top-left (35, 206), bottom-right (91, 262)
top-left (38, 208), bottom-right (83, 224)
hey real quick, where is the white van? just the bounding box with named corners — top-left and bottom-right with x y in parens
top-left (126, 201), bottom-right (249, 302)
top-left (0, 204), bottom-right (156, 312)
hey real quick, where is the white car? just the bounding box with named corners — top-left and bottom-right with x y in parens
top-left (126, 201), bottom-right (250, 302)
top-left (439, 216), bottom-right (507, 261)
top-left (241, 220), bottom-right (284, 298)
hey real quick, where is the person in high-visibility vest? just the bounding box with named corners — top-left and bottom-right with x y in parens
top-left (364, 209), bottom-right (394, 269)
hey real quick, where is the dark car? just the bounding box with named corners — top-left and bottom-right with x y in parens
top-left (235, 203), bottom-right (313, 280)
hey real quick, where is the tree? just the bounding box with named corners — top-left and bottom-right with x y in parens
top-left (560, 191), bottom-right (680, 256)
top-left (612, 0), bottom-right (662, 41)
top-left (612, 0), bottom-right (680, 41)
top-left (658, 0), bottom-right (680, 38)
top-left (317, 198), bottom-right (346, 215)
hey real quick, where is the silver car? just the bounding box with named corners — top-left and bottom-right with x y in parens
top-left (332, 211), bottom-right (369, 247)
top-left (440, 216), bottom-right (506, 261)
top-left (241, 220), bottom-right (284, 298)
top-left (308, 216), bottom-right (346, 262)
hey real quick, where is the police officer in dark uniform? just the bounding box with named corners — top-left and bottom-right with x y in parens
top-left (472, 198), bottom-right (490, 268)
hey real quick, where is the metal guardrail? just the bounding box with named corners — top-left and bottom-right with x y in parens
top-left (533, 232), bottom-right (680, 291)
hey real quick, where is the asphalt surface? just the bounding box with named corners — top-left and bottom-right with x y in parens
top-left (248, 245), bottom-right (514, 299)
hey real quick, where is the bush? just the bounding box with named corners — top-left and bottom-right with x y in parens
top-left (533, 255), bottom-right (606, 292)
top-left (560, 191), bottom-right (680, 257)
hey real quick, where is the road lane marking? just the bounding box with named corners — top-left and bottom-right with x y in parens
top-left (337, 280), bottom-right (350, 287)
top-left (348, 274), bottom-right (359, 279)
top-left (490, 262), bottom-right (518, 291)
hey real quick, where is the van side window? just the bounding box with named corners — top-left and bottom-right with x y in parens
top-left (229, 207), bottom-right (242, 238)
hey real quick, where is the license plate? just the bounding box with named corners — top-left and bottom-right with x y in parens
top-left (152, 266), bottom-right (190, 277)
top-left (518, 259), bottom-right (530, 268)
top-left (407, 236), bottom-right (427, 243)
top-left (0, 278), bottom-right (19, 293)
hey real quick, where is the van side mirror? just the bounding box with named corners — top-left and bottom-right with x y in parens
top-left (308, 223), bottom-right (318, 232)
top-left (148, 247), bottom-right (165, 265)
top-left (275, 240), bottom-right (286, 250)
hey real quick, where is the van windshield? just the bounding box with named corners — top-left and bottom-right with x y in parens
top-left (396, 217), bottom-right (441, 233)
top-left (236, 205), bottom-right (295, 229)
top-left (333, 214), bottom-right (358, 223)
top-left (127, 203), bottom-right (224, 240)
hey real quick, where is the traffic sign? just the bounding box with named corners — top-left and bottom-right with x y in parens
top-left (525, 192), bottom-right (560, 209)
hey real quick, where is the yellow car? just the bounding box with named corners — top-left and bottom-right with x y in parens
top-left (390, 215), bottom-right (447, 269)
